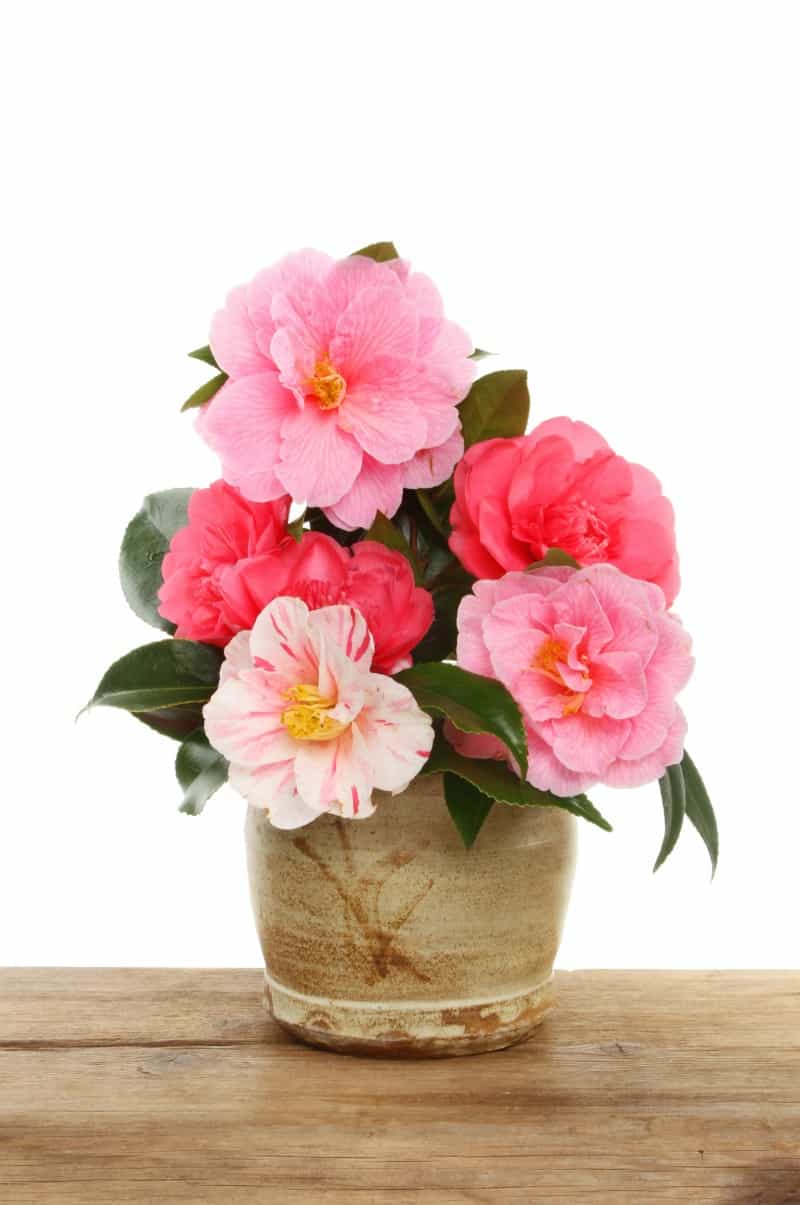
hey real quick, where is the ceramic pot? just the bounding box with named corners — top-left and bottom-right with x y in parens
top-left (245, 772), bottom-right (577, 1057)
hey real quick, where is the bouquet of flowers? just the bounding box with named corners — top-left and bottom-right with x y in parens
top-left (90, 241), bottom-right (717, 872)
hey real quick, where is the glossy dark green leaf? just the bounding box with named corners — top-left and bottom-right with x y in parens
top-left (443, 772), bottom-right (494, 848)
top-left (89, 640), bottom-right (223, 715)
top-left (527, 547), bottom-right (580, 572)
top-left (469, 348), bottom-right (493, 361)
top-left (653, 763), bottom-right (687, 872)
top-left (188, 345), bottom-right (220, 368)
top-left (414, 488), bottom-right (449, 538)
top-left (119, 488), bottom-right (194, 631)
top-left (459, 369), bottom-right (530, 449)
top-left (364, 512), bottom-right (423, 584)
top-left (176, 729), bottom-right (228, 815)
top-left (181, 371), bottom-right (227, 412)
top-left (350, 241), bottom-right (399, 262)
top-left (421, 737), bottom-right (612, 830)
top-left (135, 704), bottom-right (206, 743)
top-left (395, 663), bottom-right (528, 777)
top-left (682, 750), bottom-right (719, 877)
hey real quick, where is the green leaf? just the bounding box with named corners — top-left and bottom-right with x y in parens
top-left (469, 348), bottom-right (493, 361)
top-left (181, 372), bottom-right (227, 412)
top-left (459, 369), bottom-right (530, 449)
top-left (188, 345), bottom-right (220, 369)
top-left (444, 772), bottom-right (494, 848)
top-left (135, 704), bottom-right (206, 743)
top-left (653, 763), bottom-right (687, 872)
top-left (422, 737), bottom-right (612, 830)
top-left (287, 509), bottom-right (307, 542)
top-left (119, 488), bottom-right (194, 631)
top-left (682, 750), bottom-right (719, 877)
top-left (527, 547), bottom-right (581, 572)
top-left (350, 241), bottom-right (399, 262)
top-left (89, 640), bottom-right (223, 716)
top-left (414, 488), bottom-right (449, 538)
top-left (176, 729), bottom-right (228, 815)
top-left (395, 662), bottom-right (528, 777)
top-left (364, 512), bottom-right (423, 584)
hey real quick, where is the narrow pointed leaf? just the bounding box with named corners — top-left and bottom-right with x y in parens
top-left (420, 737), bottom-right (612, 830)
top-left (469, 348), bottom-right (493, 361)
top-left (188, 345), bottom-right (220, 369)
top-left (459, 369), bottom-right (530, 448)
top-left (181, 371), bottom-right (227, 412)
top-left (119, 488), bottom-right (194, 631)
top-left (653, 763), bottom-right (686, 871)
top-left (682, 750), bottom-right (719, 876)
top-left (443, 773), bottom-right (494, 848)
top-left (176, 729), bottom-right (228, 815)
top-left (350, 241), bottom-right (399, 262)
top-left (89, 640), bottom-right (223, 715)
top-left (395, 663), bottom-right (528, 777)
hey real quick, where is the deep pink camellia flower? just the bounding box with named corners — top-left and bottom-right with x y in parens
top-left (158, 481), bottom-right (433, 674)
top-left (157, 481), bottom-right (290, 647)
top-left (449, 417), bottom-right (680, 605)
top-left (197, 250), bottom-right (475, 530)
top-left (451, 563), bottom-right (693, 797)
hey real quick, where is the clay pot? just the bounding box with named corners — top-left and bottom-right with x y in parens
top-left (245, 772), bottom-right (577, 1057)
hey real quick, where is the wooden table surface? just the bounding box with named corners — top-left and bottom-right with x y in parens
top-left (1, 969), bottom-right (798, 1204)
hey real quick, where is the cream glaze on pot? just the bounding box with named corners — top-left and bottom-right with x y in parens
top-left (246, 773), bottom-right (577, 1056)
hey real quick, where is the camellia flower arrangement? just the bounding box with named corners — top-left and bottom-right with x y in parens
top-left (90, 240), bottom-right (717, 873)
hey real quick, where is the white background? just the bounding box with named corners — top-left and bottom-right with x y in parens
top-left (2, 1), bottom-right (798, 969)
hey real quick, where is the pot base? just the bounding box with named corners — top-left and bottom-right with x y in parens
top-left (264, 971), bottom-right (555, 1058)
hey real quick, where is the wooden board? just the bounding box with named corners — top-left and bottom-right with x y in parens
top-left (1, 969), bottom-right (798, 1203)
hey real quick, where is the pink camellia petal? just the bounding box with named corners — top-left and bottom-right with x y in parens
top-left (197, 373), bottom-right (296, 502)
top-left (454, 562), bottom-right (693, 796)
top-left (403, 427), bottom-right (464, 490)
top-left (331, 287), bottom-right (418, 377)
top-left (322, 457), bottom-right (405, 532)
top-left (210, 285), bottom-right (272, 377)
top-left (276, 406), bottom-right (363, 508)
top-left (341, 374), bottom-right (429, 465)
top-left (203, 598), bottom-right (433, 829)
top-left (246, 249), bottom-right (333, 361)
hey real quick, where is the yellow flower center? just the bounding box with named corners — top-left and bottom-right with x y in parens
top-left (309, 357), bottom-right (346, 411)
top-left (281, 684), bottom-right (347, 742)
top-left (534, 637), bottom-right (589, 717)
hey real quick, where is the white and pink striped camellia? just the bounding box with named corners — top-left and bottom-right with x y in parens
top-left (202, 597), bottom-right (434, 829)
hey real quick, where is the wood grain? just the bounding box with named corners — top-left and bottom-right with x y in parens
top-left (1, 970), bottom-right (798, 1203)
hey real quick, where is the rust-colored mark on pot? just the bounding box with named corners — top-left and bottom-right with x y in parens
top-left (292, 830), bottom-right (433, 984)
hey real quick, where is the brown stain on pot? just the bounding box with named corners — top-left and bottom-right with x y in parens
top-left (292, 828), bottom-right (433, 984)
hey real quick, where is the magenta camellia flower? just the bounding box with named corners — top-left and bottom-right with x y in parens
top-left (157, 480), bottom-right (290, 646)
top-left (158, 480), bottom-right (433, 673)
top-left (449, 417), bottom-right (680, 605)
top-left (452, 563), bottom-right (693, 797)
top-left (203, 598), bottom-right (434, 829)
top-left (197, 250), bottom-right (476, 530)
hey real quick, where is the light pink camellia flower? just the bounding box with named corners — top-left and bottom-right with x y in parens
top-left (203, 598), bottom-right (434, 829)
top-left (158, 480), bottom-right (433, 672)
top-left (452, 563), bottom-right (693, 797)
top-left (157, 480), bottom-right (290, 646)
top-left (197, 250), bottom-right (476, 530)
top-left (450, 417), bottom-right (680, 605)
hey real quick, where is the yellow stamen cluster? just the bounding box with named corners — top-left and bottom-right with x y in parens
top-left (281, 684), bottom-right (346, 742)
top-left (310, 357), bottom-right (346, 411)
top-left (534, 637), bottom-right (590, 717)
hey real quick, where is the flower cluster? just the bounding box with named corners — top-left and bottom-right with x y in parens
top-left (93, 240), bottom-right (714, 868)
